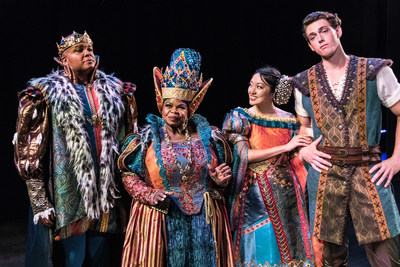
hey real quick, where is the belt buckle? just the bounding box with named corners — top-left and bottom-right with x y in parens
top-left (337, 149), bottom-right (348, 157)
top-left (335, 158), bottom-right (346, 166)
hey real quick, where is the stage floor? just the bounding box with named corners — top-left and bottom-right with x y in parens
top-left (1, 177), bottom-right (399, 267)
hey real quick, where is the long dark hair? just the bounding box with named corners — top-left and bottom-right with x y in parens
top-left (254, 66), bottom-right (281, 94)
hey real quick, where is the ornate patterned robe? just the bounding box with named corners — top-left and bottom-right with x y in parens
top-left (118, 114), bottom-right (234, 267)
top-left (223, 107), bottom-right (314, 267)
top-left (14, 69), bottom-right (137, 238)
top-left (291, 55), bottom-right (400, 245)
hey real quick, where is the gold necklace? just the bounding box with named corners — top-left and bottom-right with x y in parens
top-left (85, 83), bottom-right (102, 127)
top-left (163, 125), bottom-right (192, 181)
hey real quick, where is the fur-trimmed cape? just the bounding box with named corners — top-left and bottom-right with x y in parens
top-left (29, 69), bottom-right (126, 219)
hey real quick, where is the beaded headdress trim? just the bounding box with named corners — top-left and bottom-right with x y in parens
top-left (161, 50), bottom-right (203, 91)
top-left (154, 67), bottom-right (213, 118)
top-left (161, 87), bottom-right (198, 101)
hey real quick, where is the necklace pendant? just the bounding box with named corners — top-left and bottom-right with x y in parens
top-left (92, 115), bottom-right (101, 127)
top-left (163, 125), bottom-right (192, 183)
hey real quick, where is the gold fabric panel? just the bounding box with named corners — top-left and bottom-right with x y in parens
top-left (161, 87), bottom-right (197, 101)
top-left (26, 178), bottom-right (53, 215)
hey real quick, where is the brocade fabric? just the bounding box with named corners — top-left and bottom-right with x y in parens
top-left (223, 107), bottom-right (314, 267)
top-left (118, 114), bottom-right (234, 267)
top-left (14, 70), bottom-right (137, 238)
top-left (292, 56), bottom-right (400, 245)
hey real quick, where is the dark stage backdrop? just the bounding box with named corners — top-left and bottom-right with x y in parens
top-left (1, 0), bottom-right (399, 221)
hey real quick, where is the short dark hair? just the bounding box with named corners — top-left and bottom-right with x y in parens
top-left (254, 66), bottom-right (281, 94)
top-left (302, 11), bottom-right (341, 42)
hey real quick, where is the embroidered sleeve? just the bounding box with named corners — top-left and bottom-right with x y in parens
top-left (222, 109), bottom-right (250, 213)
top-left (209, 127), bottom-right (232, 187)
top-left (14, 86), bottom-right (54, 218)
top-left (222, 108), bottom-right (251, 146)
top-left (26, 178), bottom-right (54, 222)
top-left (118, 134), bottom-right (143, 173)
top-left (121, 82), bottom-right (138, 135)
top-left (118, 133), bottom-right (159, 204)
top-left (122, 172), bottom-right (158, 205)
top-left (14, 87), bottom-right (50, 180)
top-left (210, 126), bottom-right (232, 165)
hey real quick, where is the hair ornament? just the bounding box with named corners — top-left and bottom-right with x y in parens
top-left (273, 75), bottom-right (293, 105)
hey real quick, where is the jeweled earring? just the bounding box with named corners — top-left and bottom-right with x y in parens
top-left (178, 119), bottom-right (189, 134)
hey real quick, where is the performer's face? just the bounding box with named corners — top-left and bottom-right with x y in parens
top-left (162, 98), bottom-right (188, 129)
top-left (62, 43), bottom-right (96, 74)
top-left (248, 73), bottom-right (273, 107)
top-left (305, 19), bottom-right (342, 59)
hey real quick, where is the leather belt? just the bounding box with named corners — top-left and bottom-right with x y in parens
top-left (317, 144), bottom-right (381, 166)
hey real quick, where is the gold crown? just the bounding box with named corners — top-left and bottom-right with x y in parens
top-left (56, 31), bottom-right (93, 57)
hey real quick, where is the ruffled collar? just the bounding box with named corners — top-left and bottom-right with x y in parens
top-left (235, 107), bottom-right (299, 130)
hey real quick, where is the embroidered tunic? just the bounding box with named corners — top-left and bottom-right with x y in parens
top-left (223, 107), bottom-right (313, 267)
top-left (118, 114), bottom-right (234, 267)
top-left (291, 55), bottom-right (400, 245)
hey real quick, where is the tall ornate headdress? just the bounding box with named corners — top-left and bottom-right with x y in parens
top-left (153, 48), bottom-right (213, 117)
top-left (56, 31), bottom-right (93, 57)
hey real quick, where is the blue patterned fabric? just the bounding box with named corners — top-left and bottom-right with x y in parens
top-left (119, 112), bottom-right (233, 266)
top-left (52, 83), bottom-right (102, 230)
top-left (234, 108), bottom-right (300, 130)
top-left (165, 191), bottom-right (217, 267)
top-left (144, 113), bottom-right (213, 192)
top-left (52, 112), bottom-right (86, 230)
top-left (163, 138), bottom-right (209, 215)
top-left (163, 48), bottom-right (202, 90)
top-left (223, 107), bottom-right (313, 266)
top-left (239, 216), bottom-right (280, 265)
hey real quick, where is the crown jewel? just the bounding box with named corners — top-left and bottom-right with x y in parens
top-left (57, 31), bottom-right (93, 57)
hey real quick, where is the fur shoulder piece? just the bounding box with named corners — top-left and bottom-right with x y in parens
top-left (28, 70), bottom-right (68, 92)
top-left (27, 69), bottom-right (127, 219)
top-left (18, 85), bottom-right (46, 99)
top-left (290, 69), bottom-right (310, 96)
top-left (365, 58), bottom-right (393, 80)
top-left (121, 82), bottom-right (137, 96)
top-left (94, 69), bottom-right (120, 82)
